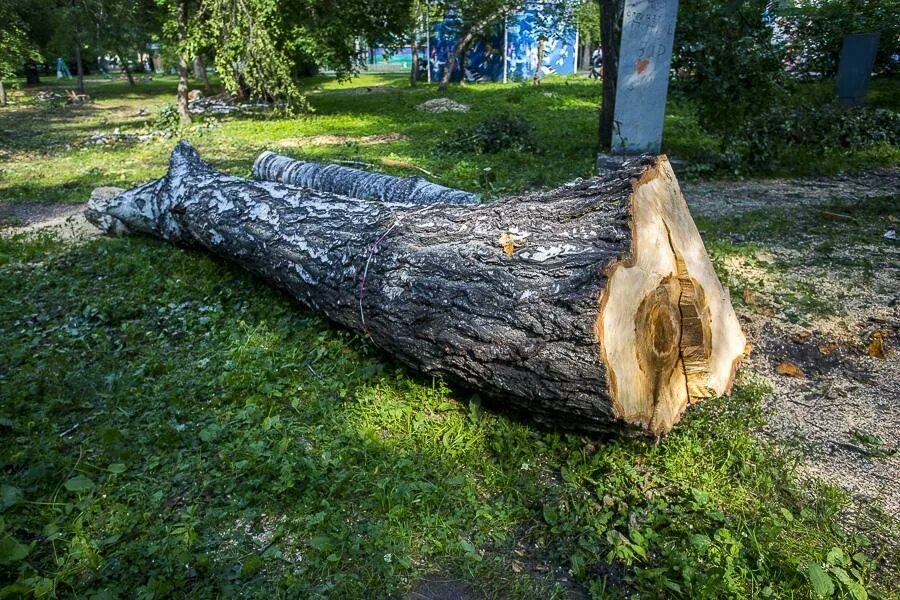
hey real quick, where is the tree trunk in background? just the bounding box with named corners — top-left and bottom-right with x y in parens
top-left (194, 55), bottom-right (211, 91)
top-left (599, 0), bottom-right (623, 150)
top-left (0, 81), bottom-right (7, 106)
top-left (533, 38), bottom-right (544, 85)
top-left (121, 52), bottom-right (135, 85)
top-left (70, 0), bottom-right (85, 94)
top-left (458, 43), bottom-right (469, 84)
top-left (86, 141), bottom-right (746, 436)
top-left (176, 0), bottom-right (192, 124)
top-left (253, 151), bottom-right (479, 204)
top-left (74, 43), bottom-right (85, 93)
top-left (199, 56), bottom-right (211, 92)
top-left (439, 9), bottom-right (505, 91)
top-left (581, 34), bottom-right (591, 70)
top-left (439, 47), bottom-right (458, 91)
top-left (410, 35), bottom-right (419, 87)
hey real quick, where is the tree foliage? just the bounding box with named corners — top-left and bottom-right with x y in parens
top-left (0, 1), bottom-right (42, 81)
top-left (574, 0), bottom-right (600, 49)
top-left (671, 0), bottom-right (789, 133)
top-left (435, 0), bottom-right (525, 90)
top-left (778, 0), bottom-right (900, 77)
top-left (197, 0), bottom-right (304, 107)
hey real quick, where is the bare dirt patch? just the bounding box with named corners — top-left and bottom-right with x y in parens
top-left (0, 202), bottom-right (97, 242)
top-left (682, 167), bottom-right (900, 217)
top-left (703, 178), bottom-right (900, 515)
top-left (275, 132), bottom-right (407, 148)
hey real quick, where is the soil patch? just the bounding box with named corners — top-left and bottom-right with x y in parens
top-left (682, 167), bottom-right (900, 217)
top-left (275, 132), bottom-right (407, 148)
top-left (0, 202), bottom-right (97, 242)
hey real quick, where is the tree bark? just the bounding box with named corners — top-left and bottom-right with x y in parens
top-left (0, 81), bottom-right (7, 106)
top-left (581, 34), bottom-right (591, 71)
top-left (253, 151), bottom-right (479, 204)
top-left (533, 38), bottom-right (544, 85)
top-left (199, 56), bottom-right (211, 92)
top-left (438, 46), bottom-right (459, 91)
top-left (70, 0), bottom-right (85, 94)
top-left (176, 0), bottom-right (192, 125)
top-left (74, 43), bottom-right (85, 94)
top-left (599, 0), bottom-right (623, 150)
top-left (121, 53), bottom-right (136, 86)
top-left (86, 141), bottom-right (746, 435)
top-left (410, 35), bottom-right (419, 87)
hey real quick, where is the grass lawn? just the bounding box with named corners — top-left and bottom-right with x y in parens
top-left (1, 74), bottom-right (898, 598)
top-left (1, 73), bottom-right (898, 206)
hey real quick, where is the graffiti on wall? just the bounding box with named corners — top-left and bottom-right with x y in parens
top-left (427, 2), bottom-right (576, 83)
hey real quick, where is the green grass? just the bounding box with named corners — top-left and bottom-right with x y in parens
top-left (1, 232), bottom-right (896, 598)
top-left (1, 74), bottom-right (899, 598)
top-left (1, 74), bottom-right (898, 206)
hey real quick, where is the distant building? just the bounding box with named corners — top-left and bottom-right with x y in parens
top-left (368, 2), bottom-right (577, 82)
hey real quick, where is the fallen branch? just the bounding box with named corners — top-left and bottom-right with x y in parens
top-left (253, 151), bottom-right (478, 205)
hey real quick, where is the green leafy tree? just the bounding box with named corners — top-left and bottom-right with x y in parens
top-left (574, 0), bottom-right (600, 69)
top-left (529, 0), bottom-right (575, 84)
top-left (436, 0), bottom-right (526, 91)
top-left (778, 0), bottom-right (900, 77)
top-left (192, 0), bottom-right (413, 109)
top-left (671, 0), bottom-right (789, 133)
top-left (94, 0), bottom-right (163, 86)
top-left (199, 0), bottom-right (304, 108)
top-left (281, 0), bottom-right (413, 76)
top-left (0, 1), bottom-right (42, 104)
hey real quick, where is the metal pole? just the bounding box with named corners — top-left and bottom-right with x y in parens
top-left (574, 28), bottom-right (579, 72)
top-left (502, 13), bottom-right (508, 83)
top-left (426, 0), bottom-right (432, 83)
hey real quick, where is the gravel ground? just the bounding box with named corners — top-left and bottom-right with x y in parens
top-left (683, 167), bottom-right (900, 218)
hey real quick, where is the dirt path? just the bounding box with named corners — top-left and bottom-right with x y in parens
top-left (2, 170), bottom-right (898, 516)
top-left (0, 202), bottom-right (98, 241)
top-left (682, 167), bottom-right (900, 217)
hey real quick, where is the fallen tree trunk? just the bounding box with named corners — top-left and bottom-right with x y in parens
top-left (253, 151), bottom-right (479, 205)
top-left (86, 141), bottom-right (746, 435)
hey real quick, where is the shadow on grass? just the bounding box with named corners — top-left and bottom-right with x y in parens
top-left (2, 223), bottom-right (896, 597)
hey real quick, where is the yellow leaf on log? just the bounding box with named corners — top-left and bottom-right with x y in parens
top-left (497, 232), bottom-right (526, 257)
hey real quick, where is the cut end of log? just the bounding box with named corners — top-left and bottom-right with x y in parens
top-left (85, 186), bottom-right (130, 235)
top-left (597, 156), bottom-right (746, 435)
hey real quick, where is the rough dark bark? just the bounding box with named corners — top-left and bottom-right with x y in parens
top-left (86, 142), bottom-right (745, 435)
top-left (253, 151), bottom-right (479, 205)
top-left (599, 0), bottom-right (623, 150)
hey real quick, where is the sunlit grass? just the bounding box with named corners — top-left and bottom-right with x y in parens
top-left (0, 73), bottom-right (898, 598)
